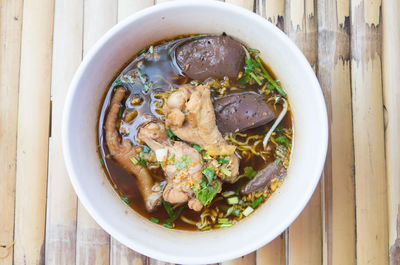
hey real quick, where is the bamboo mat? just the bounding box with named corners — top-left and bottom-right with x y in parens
top-left (0, 0), bottom-right (398, 264)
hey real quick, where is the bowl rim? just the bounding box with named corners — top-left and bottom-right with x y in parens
top-left (62, 0), bottom-right (328, 263)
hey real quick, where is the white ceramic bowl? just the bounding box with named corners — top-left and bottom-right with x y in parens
top-left (62, 1), bottom-right (328, 264)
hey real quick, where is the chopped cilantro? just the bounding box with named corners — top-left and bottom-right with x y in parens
top-left (217, 156), bottom-right (229, 165)
top-left (274, 125), bottom-right (283, 133)
top-left (202, 168), bottom-right (215, 183)
top-left (175, 155), bottom-right (191, 170)
top-left (244, 166), bottom-right (257, 179)
top-left (276, 135), bottom-right (291, 148)
top-left (121, 196), bottom-right (130, 204)
top-left (275, 158), bottom-right (282, 165)
top-left (221, 167), bottom-right (231, 177)
top-left (192, 181), bottom-right (220, 206)
top-left (193, 144), bottom-right (202, 152)
top-left (167, 129), bottom-right (175, 139)
top-left (167, 153), bottom-right (175, 164)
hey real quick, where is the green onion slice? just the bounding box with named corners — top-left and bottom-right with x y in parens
top-left (149, 217), bottom-right (160, 224)
top-left (251, 197), bottom-right (264, 208)
top-left (227, 196), bottom-right (239, 205)
top-left (120, 196), bottom-right (130, 204)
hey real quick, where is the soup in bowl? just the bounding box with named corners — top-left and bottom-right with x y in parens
top-left (63, 1), bottom-right (328, 264)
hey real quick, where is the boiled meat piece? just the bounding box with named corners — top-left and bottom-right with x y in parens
top-left (138, 122), bottom-right (204, 211)
top-left (164, 84), bottom-right (240, 183)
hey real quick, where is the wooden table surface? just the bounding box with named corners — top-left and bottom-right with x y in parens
top-left (1, 0), bottom-right (399, 264)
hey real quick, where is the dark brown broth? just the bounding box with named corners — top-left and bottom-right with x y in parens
top-left (98, 35), bottom-right (292, 230)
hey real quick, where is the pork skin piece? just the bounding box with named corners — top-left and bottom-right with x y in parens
top-left (138, 122), bottom-right (204, 211)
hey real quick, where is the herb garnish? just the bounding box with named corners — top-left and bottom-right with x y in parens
top-left (130, 157), bottom-right (139, 165)
top-left (247, 47), bottom-right (260, 53)
top-left (175, 155), bottom-right (191, 170)
top-left (112, 79), bottom-right (124, 88)
top-left (193, 144), bottom-right (202, 152)
top-left (221, 167), bottom-right (231, 177)
top-left (217, 156), bottom-right (229, 165)
top-left (149, 217), bottom-right (160, 224)
top-left (167, 129), bottom-right (175, 139)
top-left (138, 159), bottom-right (147, 167)
top-left (244, 166), bottom-right (257, 179)
top-left (238, 49), bottom-right (286, 97)
top-left (99, 157), bottom-right (105, 167)
top-left (192, 180), bottom-right (220, 206)
top-left (275, 135), bottom-right (291, 148)
top-left (202, 168), bottom-right (215, 183)
top-left (163, 200), bottom-right (174, 218)
top-left (164, 205), bottom-right (185, 224)
top-left (137, 48), bottom-right (146, 56)
top-left (167, 153), bottom-right (175, 164)
top-left (251, 197), bottom-right (264, 208)
top-left (163, 223), bottom-right (173, 229)
top-left (118, 106), bottom-right (123, 118)
top-left (120, 196), bottom-right (130, 204)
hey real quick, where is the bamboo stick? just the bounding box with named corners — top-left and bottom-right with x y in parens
top-left (110, 238), bottom-right (148, 265)
top-left (118, 0), bottom-right (154, 21)
top-left (76, 205), bottom-right (111, 265)
top-left (13, 0), bottom-right (55, 264)
top-left (45, 0), bottom-right (83, 263)
top-left (221, 253), bottom-right (256, 265)
top-left (75, 0), bottom-right (118, 264)
top-left (0, 0), bottom-right (23, 264)
top-left (317, 0), bottom-right (356, 265)
top-left (382, 0), bottom-right (400, 264)
top-left (263, 0), bottom-right (284, 30)
top-left (256, 234), bottom-right (285, 265)
top-left (225, 0), bottom-right (253, 11)
top-left (284, 0), bottom-right (321, 264)
top-left (350, 1), bottom-right (388, 264)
